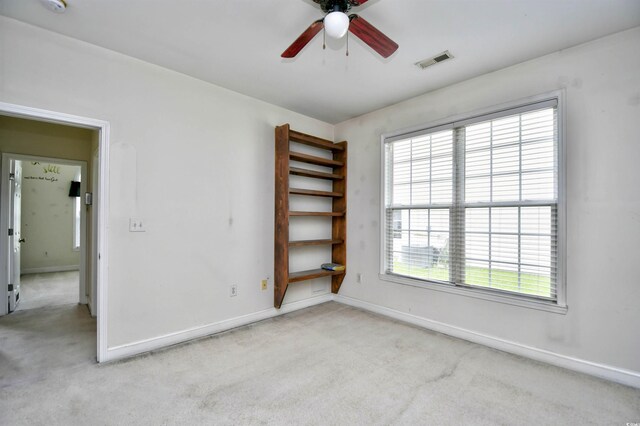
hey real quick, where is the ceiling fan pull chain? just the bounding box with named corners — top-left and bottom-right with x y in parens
top-left (323, 28), bottom-right (326, 50)
top-left (346, 30), bottom-right (349, 56)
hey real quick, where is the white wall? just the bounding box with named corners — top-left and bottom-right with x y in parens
top-left (0, 17), bottom-right (334, 348)
top-left (20, 161), bottom-right (81, 272)
top-left (335, 27), bottom-right (640, 373)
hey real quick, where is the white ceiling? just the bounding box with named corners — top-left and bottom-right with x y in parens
top-left (1, 0), bottom-right (639, 124)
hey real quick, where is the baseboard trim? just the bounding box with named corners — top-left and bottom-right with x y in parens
top-left (22, 265), bottom-right (80, 274)
top-left (333, 294), bottom-right (640, 389)
top-left (103, 293), bottom-right (333, 363)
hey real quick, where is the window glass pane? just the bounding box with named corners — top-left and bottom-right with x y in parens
top-left (74, 197), bottom-right (81, 249)
top-left (389, 208), bottom-right (450, 282)
top-left (393, 139), bottom-right (411, 162)
top-left (466, 208), bottom-right (489, 232)
top-left (491, 207), bottom-right (518, 233)
top-left (492, 173), bottom-right (520, 202)
top-left (431, 130), bottom-right (454, 154)
top-left (521, 206), bottom-right (552, 235)
top-left (393, 183), bottom-right (410, 205)
top-left (409, 209), bottom-right (428, 230)
top-left (490, 262), bottom-right (520, 293)
top-left (411, 136), bottom-right (430, 158)
top-left (522, 140), bottom-right (554, 171)
top-left (431, 179), bottom-right (452, 204)
top-left (465, 122), bottom-right (491, 151)
top-left (465, 176), bottom-right (490, 202)
top-left (430, 209), bottom-right (449, 232)
top-left (411, 181), bottom-right (429, 205)
top-left (521, 170), bottom-right (555, 200)
top-left (521, 235), bottom-right (552, 267)
top-left (520, 265), bottom-right (552, 297)
top-left (431, 156), bottom-right (452, 180)
top-left (466, 149), bottom-right (490, 178)
top-left (492, 115), bottom-right (520, 146)
top-left (492, 144), bottom-right (519, 174)
top-left (491, 234), bottom-right (518, 264)
top-left (466, 260), bottom-right (490, 287)
top-left (393, 160), bottom-right (410, 184)
top-left (465, 233), bottom-right (489, 261)
top-left (521, 109), bottom-right (555, 143)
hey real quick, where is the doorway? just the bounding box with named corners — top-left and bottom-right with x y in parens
top-left (0, 102), bottom-right (110, 362)
top-left (2, 155), bottom-right (88, 312)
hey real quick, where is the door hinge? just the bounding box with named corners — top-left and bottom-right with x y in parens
top-left (8, 228), bottom-right (13, 236)
top-left (9, 173), bottom-right (15, 181)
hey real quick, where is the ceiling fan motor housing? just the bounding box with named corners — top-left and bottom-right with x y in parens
top-left (316, 0), bottom-right (364, 13)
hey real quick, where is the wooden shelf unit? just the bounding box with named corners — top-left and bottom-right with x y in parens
top-left (274, 124), bottom-right (347, 309)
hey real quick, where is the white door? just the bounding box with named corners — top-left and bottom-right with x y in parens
top-left (8, 160), bottom-right (22, 311)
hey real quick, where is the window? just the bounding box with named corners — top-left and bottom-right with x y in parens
top-left (382, 97), bottom-right (564, 308)
top-left (73, 196), bottom-right (81, 250)
top-left (72, 172), bottom-right (81, 251)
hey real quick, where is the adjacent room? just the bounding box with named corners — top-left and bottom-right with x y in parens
top-left (0, 0), bottom-right (639, 424)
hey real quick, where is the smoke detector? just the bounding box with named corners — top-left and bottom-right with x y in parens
top-left (415, 50), bottom-right (453, 70)
top-left (40, 0), bottom-right (67, 13)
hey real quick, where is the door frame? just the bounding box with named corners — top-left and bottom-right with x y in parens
top-left (1, 153), bottom-right (88, 306)
top-left (0, 101), bottom-right (110, 363)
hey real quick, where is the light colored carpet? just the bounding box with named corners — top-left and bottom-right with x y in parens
top-left (1, 301), bottom-right (639, 425)
top-left (17, 271), bottom-right (80, 311)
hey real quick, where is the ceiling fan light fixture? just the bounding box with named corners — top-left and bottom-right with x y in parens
top-left (324, 11), bottom-right (350, 39)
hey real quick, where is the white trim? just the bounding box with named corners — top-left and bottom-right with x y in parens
top-left (333, 294), bottom-right (640, 389)
top-left (103, 294), bottom-right (333, 362)
top-left (22, 265), bottom-right (80, 274)
top-left (380, 91), bottom-right (564, 142)
top-left (0, 101), bottom-right (110, 363)
top-left (378, 272), bottom-right (567, 314)
top-left (556, 91), bottom-right (567, 307)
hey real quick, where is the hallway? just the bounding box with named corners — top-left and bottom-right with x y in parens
top-left (17, 271), bottom-right (80, 311)
top-left (0, 271), bottom-right (96, 389)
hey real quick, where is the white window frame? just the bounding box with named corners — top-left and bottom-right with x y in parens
top-left (379, 91), bottom-right (567, 314)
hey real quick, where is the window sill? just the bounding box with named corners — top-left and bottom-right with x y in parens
top-left (378, 273), bottom-right (568, 315)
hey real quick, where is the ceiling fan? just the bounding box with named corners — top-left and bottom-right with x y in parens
top-left (282, 0), bottom-right (398, 59)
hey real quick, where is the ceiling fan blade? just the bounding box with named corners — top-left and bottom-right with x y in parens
top-left (348, 14), bottom-right (398, 58)
top-left (281, 20), bottom-right (324, 58)
top-left (350, 0), bottom-right (369, 5)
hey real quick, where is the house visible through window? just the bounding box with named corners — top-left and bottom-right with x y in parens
top-left (383, 97), bottom-right (562, 305)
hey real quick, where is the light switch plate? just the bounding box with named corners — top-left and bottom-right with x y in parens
top-left (129, 218), bottom-right (145, 232)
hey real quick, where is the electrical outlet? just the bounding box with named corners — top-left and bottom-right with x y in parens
top-left (261, 279), bottom-right (268, 291)
top-left (230, 284), bottom-right (238, 297)
top-left (129, 218), bottom-right (145, 232)
top-left (357, 273), bottom-right (363, 284)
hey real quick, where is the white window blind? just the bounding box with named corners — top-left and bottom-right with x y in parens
top-left (384, 99), bottom-right (560, 302)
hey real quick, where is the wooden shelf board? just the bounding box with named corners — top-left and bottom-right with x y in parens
top-left (290, 152), bottom-right (343, 167)
top-left (289, 268), bottom-right (345, 283)
top-left (289, 130), bottom-right (344, 152)
top-left (289, 188), bottom-right (344, 198)
top-left (289, 167), bottom-right (343, 180)
top-left (289, 211), bottom-right (345, 217)
top-left (289, 239), bottom-right (344, 247)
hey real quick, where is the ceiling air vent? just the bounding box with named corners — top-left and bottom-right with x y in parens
top-left (415, 50), bottom-right (453, 70)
